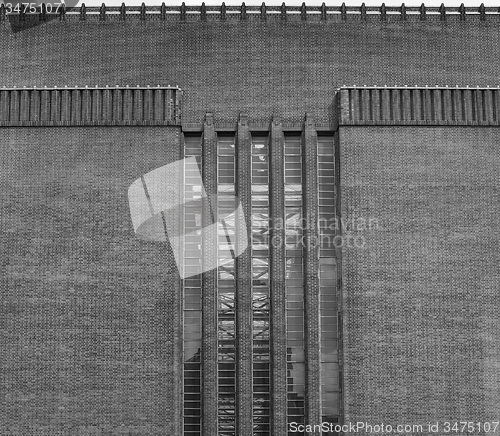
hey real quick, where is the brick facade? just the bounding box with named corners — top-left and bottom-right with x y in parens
top-left (339, 89), bottom-right (500, 431)
top-left (0, 126), bottom-right (183, 435)
top-left (1, 11), bottom-right (500, 436)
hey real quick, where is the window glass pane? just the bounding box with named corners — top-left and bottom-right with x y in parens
top-left (252, 141), bottom-right (268, 154)
top-left (317, 135), bottom-right (340, 421)
top-left (284, 135), bottom-right (306, 427)
top-left (250, 133), bottom-right (271, 426)
top-left (218, 139), bottom-right (235, 155)
top-left (216, 136), bottom-right (237, 432)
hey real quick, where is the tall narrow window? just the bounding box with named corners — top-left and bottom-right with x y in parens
top-left (318, 135), bottom-right (340, 424)
top-left (217, 135), bottom-right (237, 436)
top-left (284, 134), bottom-right (305, 431)
top-left (251, 133), bottom-right (271, 436)
top-left (183, 134), bottom-right (203, 436)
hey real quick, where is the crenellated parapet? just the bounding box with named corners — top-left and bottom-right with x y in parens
top-left (1, 2), bottom-right (500, 22)
top-left (0, 86), bottom-right (182, 126)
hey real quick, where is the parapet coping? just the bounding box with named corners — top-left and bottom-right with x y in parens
top-left (1, 2), bottom-right (500, 22)
top-left (339, 85), bottom-right (500, 90)
top-left (0, 85), bottom-right (183, 91)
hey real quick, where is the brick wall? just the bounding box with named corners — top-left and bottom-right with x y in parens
top-left (0, 126), bottom-right (181, 435)
top-left (339, 126), bottom-right (500, 430)
top-left (1, 19), bottom-right (500, 125)
top-left (2, 14), bottom-right (500, 435)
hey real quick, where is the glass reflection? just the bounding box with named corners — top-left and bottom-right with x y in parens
top-left (251, 134), bottom-right (271, 435)
top-left (218, 135), bottom-right (236, 435)
top-left (183, 134), bottom-right (203, 436)
top-left (284, 134), bottom-right (305, 431)
top-left (318, 135), bottom-right (340, 424)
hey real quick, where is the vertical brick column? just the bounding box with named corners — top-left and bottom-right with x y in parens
top-left (402, 89), bottom-right (412, 121)
top-left (361, 89), bottom-right (371, 122)
top-left (40, 89), bottom-right (50, 122)
top-left (202, 113), bottom-right (219, 436)
top-left (102, 89), bottom-right (112, 121)
top-left (235, 113), bottom-right (254, 435)
top-left (339, 90), bottom-right (350, 124)
top-left (0, 90), bottom-right (10, 121)
top-left (381, 89), bottom-right (391, 122)
top-left (269, 117), bottom-right (287, 436)
top-left (484, 89), bottom-right (495, 123)
top-left (371, 90), bottom-right (381, 122)
top-left (20, 90), bottom-right (30, 121)
top-left (334, 130), bottom-right (345, 424)
top-left (301, 113), bottom-right (322, 432)
top-left (81, 89), bottom-right (92, 123)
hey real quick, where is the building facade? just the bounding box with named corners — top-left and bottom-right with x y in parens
top-left (1, 6), bottom-right (500, 436)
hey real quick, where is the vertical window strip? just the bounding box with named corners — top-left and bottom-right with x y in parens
top-left (217, 135), bottom-right (237, 436)
top-left (184, 134), bottom-right (203, 436)
top-left (318, 135), bottom-right (340, 424)
top-left (284, 134), bottom-right (306, 431)
top-left (251, 134), bottom-right (271, 436)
